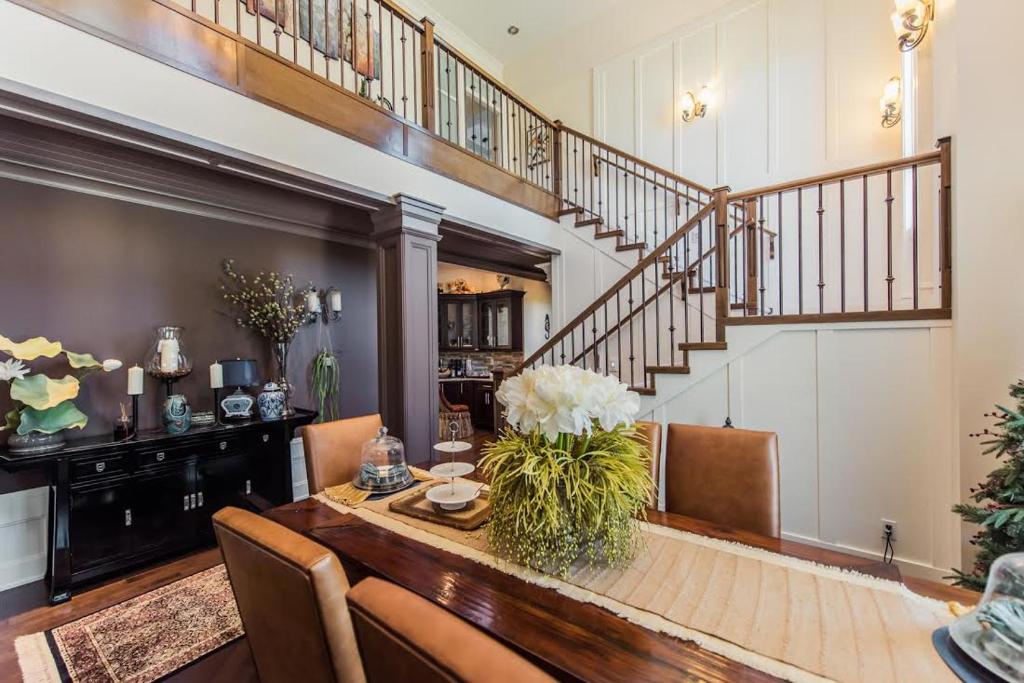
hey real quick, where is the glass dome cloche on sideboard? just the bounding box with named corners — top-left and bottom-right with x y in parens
top-left (353, 427), bottom-right (413, 493)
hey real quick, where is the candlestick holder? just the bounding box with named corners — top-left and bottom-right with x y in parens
top-left (131, 394), bottom-right (140, 439)
top-left (212, 388), bottom-right (222, 425)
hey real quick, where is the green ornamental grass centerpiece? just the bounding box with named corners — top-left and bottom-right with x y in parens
top-left (480, 365), bottom-right (652, 577)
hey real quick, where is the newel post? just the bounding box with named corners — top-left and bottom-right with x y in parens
top-left (552, 120), bottom-right (563, 199)
top-left (420, 17), bottom-right (437, 133)
top-left (938, 136), bottom-right (952, 311)
top-left (743, 197), bottom-right (759, 315)
top-left (712, 186), bottom-right (731, 342)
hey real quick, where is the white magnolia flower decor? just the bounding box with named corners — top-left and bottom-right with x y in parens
top-left (102, 359), bottom-right (123, 372)
top-left (0, 359), bottom-right (28, 382)
top-left (495, 365), bottom-right (640, 442)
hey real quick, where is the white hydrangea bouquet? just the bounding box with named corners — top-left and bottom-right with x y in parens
top-left (480, 365), bottom-right (653, 576)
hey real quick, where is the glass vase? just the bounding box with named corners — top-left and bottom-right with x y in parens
top-left (145, 326), bottom-right (192, 394)
top-left (273, 342), bottom-right (295, 417)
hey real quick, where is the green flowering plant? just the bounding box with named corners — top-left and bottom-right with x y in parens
top-left (220, 259), bottom-right (311, 344)
top-left (480, 365), bottom-right (652, 577)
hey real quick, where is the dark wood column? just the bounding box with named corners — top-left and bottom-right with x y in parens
top-left (372, 195), bottom-right (444, 462)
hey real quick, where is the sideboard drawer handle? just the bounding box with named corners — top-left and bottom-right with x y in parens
top-left (125, 509), bottom-right (132, 527)
top-left (198, 491), bottom-right (204, 508)
top-left (95, 462), bottom-right (106, 473)
top-left (245, 479), bottom-right (252, 495)
top-left (262, 434), bottom-right (270, 443)
top-left (190, 493), bottom-right (197, 509)
top-left (219, 441), bottom-right (228, 451)
top-left (156, 452), bottom-right (165, 462)
top-left (183, 495), bottom-right (190, 511)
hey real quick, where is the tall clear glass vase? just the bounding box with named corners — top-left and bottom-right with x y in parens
top-left (273, 342), bottom-right (295, 417)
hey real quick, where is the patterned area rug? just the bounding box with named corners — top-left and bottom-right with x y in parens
top-left (15, 565), bottom-right (243, 683)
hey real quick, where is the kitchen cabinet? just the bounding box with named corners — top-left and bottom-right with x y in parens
top-left (438, 290), bottom-right (525, 352)
top-left (440, 380), bottom-right (495, 431)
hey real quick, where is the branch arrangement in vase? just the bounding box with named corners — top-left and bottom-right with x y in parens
top-left (480, 365), bottom-right (651, 577)
top-left (219, 259), bottom-right (311, 345)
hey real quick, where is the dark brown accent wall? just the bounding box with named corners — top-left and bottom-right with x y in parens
top-left (0, 177), bottom-right (379, 443)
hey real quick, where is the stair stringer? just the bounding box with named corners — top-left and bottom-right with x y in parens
top-left (637, 324), bottom-right (785, 416)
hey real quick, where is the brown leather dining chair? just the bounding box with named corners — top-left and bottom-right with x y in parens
top-left (303, 413), bottom-right (383, 494)
top-left (347, 577), bottom-right (556, 683)
top-left (663, 423), bottom-right (781, 538)
top-left (213, 506), bottom-right (365, 683)
top-left (633, 420), bottom-right (663, 506)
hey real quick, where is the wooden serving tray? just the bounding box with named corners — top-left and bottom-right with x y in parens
top-left (388, 482), bottom-right (491, 530)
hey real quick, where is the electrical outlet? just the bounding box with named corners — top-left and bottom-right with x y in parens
top-left (881, 519), bottom-right (898, 541)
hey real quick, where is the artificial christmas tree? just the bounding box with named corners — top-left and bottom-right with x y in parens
top-left (953, 380), bottom-right (1024, 591)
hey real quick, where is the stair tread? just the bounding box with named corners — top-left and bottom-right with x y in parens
top-left (628, 386), bottom-right (657, 396)
top-left (687, 286), bottom-right (717, 294)
top-left (677, 341), bottom-right (728, 351)
top-left (558, 207), bottom-right (582, 217)
top-left (646, 365), bottom-right (691, 374)
top-left (616, 243), bottom-right (645, 252)
top-left (594, 230), bottom-right (623, 239)
top-left (575, 218), bottom-right (603, 227)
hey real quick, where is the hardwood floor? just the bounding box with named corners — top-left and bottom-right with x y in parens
top-left (0, 549), bottom-right (258, 682)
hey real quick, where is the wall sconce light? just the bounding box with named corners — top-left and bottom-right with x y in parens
top-left (879, 76), bottom-right (902, 128)
top-left (305, 287), bottom-right (342, 325)
top-left (891, 0), bottom-right (933, 52)
top-left (681, 85), bottom-right (713, 122)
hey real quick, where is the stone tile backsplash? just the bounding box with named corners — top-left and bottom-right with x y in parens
top-left (440, 351), bottom-right (523, 373)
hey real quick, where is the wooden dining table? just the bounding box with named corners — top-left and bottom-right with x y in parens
top-left (264, 498), bottom-right (976, 682)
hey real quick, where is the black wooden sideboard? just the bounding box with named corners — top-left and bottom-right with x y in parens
top-left (0, 410), bottom-right (314, 603)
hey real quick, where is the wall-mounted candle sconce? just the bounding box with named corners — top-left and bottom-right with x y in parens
top-left (891, 0), bottom-right (933, 52)
top-left (305, 287), bottom-right (342, 325)
top-left (880, 76), bottom-right (902, 128)
top-left (681, 85), bottom-right (713, 122)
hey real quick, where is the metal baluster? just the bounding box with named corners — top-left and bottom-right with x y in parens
top-left (886, 169), bottom-right (894, 311)
top-left (840, 179), bottom-right (846, 312)
top-left (863, 174), bottom-right (870, 312)
top-left (797, 187), bottom-right (804, 314)
top-left (390, 12), bottom-right (396, 115)
top-left (778, 191), bottom-right (784, 316)
top-left (603, 302), bottom-right (610, 377)
top-left (912, 164), bottom-right (919, 309)
top-left (758, 195), bottom-right (766, 315)
top-left (697, 213), bottom-right (705, 341)
top-left (400, 22), bottom-right (407, 119)
top-left (817, 183), bottom-right (825, 314)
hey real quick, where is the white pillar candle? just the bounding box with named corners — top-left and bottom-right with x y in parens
top-left (210, 362), bottom-right (224, 389)
top-left (306, 289), bottom-right (321, 312)
top-left (328, 289), bottom-right (342, 313)
top-left (159, 339), bottom-right (179, 373)
top-left (127, 365), bottom-right (144, 395)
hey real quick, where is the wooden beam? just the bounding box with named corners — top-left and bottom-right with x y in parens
top-left (725, 309), bottom-right (952, 326)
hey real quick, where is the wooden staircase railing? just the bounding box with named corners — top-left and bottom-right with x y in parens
top-left (555, 124), bottom-right (714, 257)
top-left (509, 198), bottom-right (721, 394)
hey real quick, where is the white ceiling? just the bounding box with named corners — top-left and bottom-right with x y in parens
top-left (422, 0), bottom-right (626, 66)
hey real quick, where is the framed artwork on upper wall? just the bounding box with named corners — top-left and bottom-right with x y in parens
top-left (300, 0), bottom-right (341, 59)
top-left (526, 124), bottom-right (551, 170)
top-left (247, 0), bottom-right (294, 33)
top-left (343, 1), bottom-right (382, 80)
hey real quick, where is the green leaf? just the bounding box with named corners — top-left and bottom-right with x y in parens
top-left (10, 374), bottom-right (79, 410)
top-left (64, 351), bottom-right (102, 369)
top-left (0, 334), bottom-right (62, 360)
top-left (1, 409), bottom-right (18, 432)
top-left (16, 400), bottom-right (88, 435)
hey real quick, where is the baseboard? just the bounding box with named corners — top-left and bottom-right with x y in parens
top-left (0, 551), bottom-right (46, 592)
top-left (781, 531), bottom-right (952, 583)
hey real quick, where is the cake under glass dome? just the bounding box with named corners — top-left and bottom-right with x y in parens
top-left (353, 426), bottom-right (413, 493)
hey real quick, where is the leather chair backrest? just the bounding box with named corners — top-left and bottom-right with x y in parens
top-left (303, 414), bottom-right (384, 494)
top-left (347, 577), bottom-right (556, 683)
top-left (663, 423), bottom-right (780, 537)
top-left (213, 507), bottom-right (365, 683)
top-left (633, 420), bottom-right (663, 506)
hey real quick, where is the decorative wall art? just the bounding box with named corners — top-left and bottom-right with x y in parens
top-left (343, 1), bottom-right (382, 80)
top-left (300, 0), bottom-right (340, 59)
top-left (526, 124), bottom-right (551, 170)
top-left (247, 0), bottom-right (294, 33)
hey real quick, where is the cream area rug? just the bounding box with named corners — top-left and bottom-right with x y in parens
top-left (320, 490), bottom-right (959, 683)
top-left (15, 565), bottom-right (242, 683)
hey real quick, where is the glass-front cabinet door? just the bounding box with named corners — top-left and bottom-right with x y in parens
top-left (496, 300), bottom-right (511, 347)
top-left (459, 301), bottom-right (476, 348)
top-left (478, 300), bottom-right (494, 347)
top-left (444, 300), bottom-right (460, 348)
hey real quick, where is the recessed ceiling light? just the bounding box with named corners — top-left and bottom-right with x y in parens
top-left (507, 25), bottom-right (519, 35)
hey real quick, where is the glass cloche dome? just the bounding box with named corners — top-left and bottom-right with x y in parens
top-left (353, 427), bottom-right (413, 493)
top-left (950, 552), bottom-right (1024, 679)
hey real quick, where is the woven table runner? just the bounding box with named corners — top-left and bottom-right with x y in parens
top-left (317, 488), bottom-right (957, 683)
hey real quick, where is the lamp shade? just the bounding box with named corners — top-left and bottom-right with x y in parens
top-left (220, 358), bottom-right (260, 388)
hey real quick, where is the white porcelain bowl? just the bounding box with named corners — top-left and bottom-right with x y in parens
top-left (425, 482), bottom-right (481, 511)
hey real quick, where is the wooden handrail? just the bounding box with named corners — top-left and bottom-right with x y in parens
top-left (560, 123), bottom-right (715, 195)
top-left (513, 202), bottom-right (715, 374)
top-left (593, 155), bottom-right (708, 207)
top-left (729, 149), bottom-right (942, 200)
